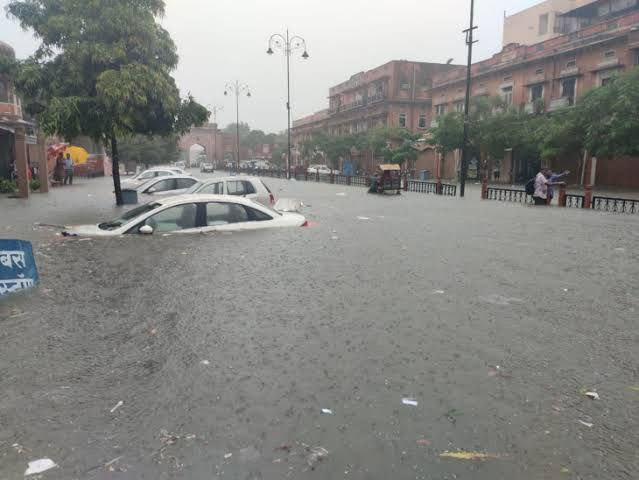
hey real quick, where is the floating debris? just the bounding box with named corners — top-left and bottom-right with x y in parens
top-left (356, 216), bottom-right (370, 221)
top-left (440, 451), bottom-right (501, 460)
top-left (321, 408), bottom-right (334, 415)
top-left (402, 398), bottom-right (418, 407)
top-left (416, 439), bottom-right (431, 446)
top-left (306, 446), bottom-right (329, 470)
top-left (578, 420), bottom-right (593, 428)
top-left (110, 401), bottom-right (124, 413)
top-left (224, 453), bottom-right (233, 459)
top-left (25, 458), bottom-right (58, 476)
top-left (200, 360), bottom-right (210, 366)
top-left (585, 391), bottom-right (600, 400)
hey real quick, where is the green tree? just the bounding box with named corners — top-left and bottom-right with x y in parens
top-left (7, 0), bottom-right (208, 205)
top-left (224, 122), bottom-right (251, 142)
top-left (118, 135), bottom-right (179, 169)
top-left (577, 67), bottom-right (639, 157)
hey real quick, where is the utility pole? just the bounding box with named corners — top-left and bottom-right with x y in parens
top-left (209, 105), bottom-right (223, 164)
top-left (459, 0), bottom-right (477, 198)
top-left (224, 81), bottom-right (251, 171)
top-left (267, 29), bottom-right (309, 179)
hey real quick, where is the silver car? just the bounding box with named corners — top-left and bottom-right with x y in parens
top-left (136, 175), bottom-right (199, 197)
top-left (187, 176), bottom-right (274, 206)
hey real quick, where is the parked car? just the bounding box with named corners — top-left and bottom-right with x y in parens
top-left (174, 161), bottom-right (187, 170)
top-left (137, 175), bottom-right (198, 197)
top-left (187, 176), bottom-right (274, 206)
top-left (121, 168), bottom-right (188, 189)
top-left (200, 162), bottom-right (215, 173)
top-left (307, 164), bottom-right (339, 175)
top-left (61, 195), bottom-right (306, 237)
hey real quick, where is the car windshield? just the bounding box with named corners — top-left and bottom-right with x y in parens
top-left (186, 181), bottom-right (204, 193)
top-left (98, 202), bottom-right (161, 230)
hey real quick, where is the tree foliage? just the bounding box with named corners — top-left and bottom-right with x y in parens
top-left (118, 135), bottom-right (179, 169)
top-left (7, 0), bottom-right (209, 204)
top-left (429, 67), bottom-right (639, 173)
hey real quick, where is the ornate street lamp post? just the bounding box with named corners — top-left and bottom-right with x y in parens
top-left (224, 81), bottom-right (251, 171)
top-left (267, 30), bottom-right (309, 179)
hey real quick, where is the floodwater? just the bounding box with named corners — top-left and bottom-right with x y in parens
top-left (1, 175), bottom-right (638, 479)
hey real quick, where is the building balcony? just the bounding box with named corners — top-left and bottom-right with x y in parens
top-left (594, 57), bottom-right (621, 71)
top-left (368, 93), bottom-right (386, 104)
top-left (558, 66), bottom-right (580, 78)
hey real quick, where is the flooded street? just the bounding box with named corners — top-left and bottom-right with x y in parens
top-left (1, 176), bottom-right (638, 479)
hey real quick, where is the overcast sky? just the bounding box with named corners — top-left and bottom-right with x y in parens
top-left (1, 0), bottom-right (540, 132)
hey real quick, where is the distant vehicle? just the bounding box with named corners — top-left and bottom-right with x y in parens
top-left (62, 195), bottom-right (307, 237)
top-left (200, 162), bottom-right (215, 173)
top-left (187, 176), bottom-right (274, 206)
top-left (253, 160), bottom-right (271, 169)
top-left (121, 168), bottom-right (188, 189)
top-left (174, 161), bottom-right (187, 169)
top-left (136, 175), bottom-right (199, 196)
top-left (368, 164), bottom-right (402, 195)
top-left (307, 164), bottom-right (339, 175)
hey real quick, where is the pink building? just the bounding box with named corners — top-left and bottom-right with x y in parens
top-left (292, 60), bottom-right (462, 157)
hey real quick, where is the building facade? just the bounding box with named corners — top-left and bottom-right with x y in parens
top-left (431, 0), bottom-right (639, 185)
top-left (0, 40), bottom-right (48, 197)
top-left (292, 60), bottom-right (461, 152)
top-left (503, 0), bottom-right (597, 46)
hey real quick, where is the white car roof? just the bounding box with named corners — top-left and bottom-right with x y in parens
top-left (196, 176), bottom-right (261, 184)
top-left (136, 174), bottom-right (197, 190)
top-left (154, 193), bottom-right (268, 209)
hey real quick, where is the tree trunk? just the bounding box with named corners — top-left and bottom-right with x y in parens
top-left (111, 135), bottom-right (123, 206)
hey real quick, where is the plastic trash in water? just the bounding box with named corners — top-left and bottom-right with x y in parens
top-left (200, 360), bottom-right (210, 366)
top-left (578, 420), bottom-right (593, 428)
top-left (336, 193), bottom-right (347, 197)
top-left (321, 408), bottom-right (334, 415)
top-left (110, 401), bottom-right (124, 413)
top-left (224, 453), bottom-right (233, 459)
top-left (25, 458), bottom-right (58, 476)
top-left (356, 216), bottom-right (370, 221)
top-left (585, 391), bottom-right (600, 400)
top-left (440, 451), bottom-right (501, 460)
top-left (402, 397), bottom-right (418, 407)
top-left (306, 446), bottom-right (329, 470)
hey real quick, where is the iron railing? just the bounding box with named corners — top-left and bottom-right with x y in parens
top-left (592, 196), bottom-right (639, 214)
top-left (486, 187), bottom-right (532, 203)
top-left (406, 180), bottom-right (457, 196)
top-left (566, 194), bottom-right (584, 209)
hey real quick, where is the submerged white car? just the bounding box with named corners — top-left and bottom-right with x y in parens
top-left (187, 176), bottom-right (274, 206)
top-left (121, 168), bottom-right (189, 189)
top-left (62, 195), bottom-right (306, 237)
top-left (136, 175), bottom-right (198, 196)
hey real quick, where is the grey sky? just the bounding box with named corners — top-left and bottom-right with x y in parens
top-left (1, 0), bottom-right (540, 132)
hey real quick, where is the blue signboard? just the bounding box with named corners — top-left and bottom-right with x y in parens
top-left (343, 161), bottom-right (354, 177)
top-left (0, 240), bottom-right (39, 297)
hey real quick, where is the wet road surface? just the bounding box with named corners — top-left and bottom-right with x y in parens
top-left (1, 175), bottom-right (638, 479)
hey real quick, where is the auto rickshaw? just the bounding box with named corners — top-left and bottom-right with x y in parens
top-left (368, 164), bottom-right (402, 195)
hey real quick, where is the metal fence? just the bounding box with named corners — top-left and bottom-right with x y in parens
top-left (566, 194), bottom-right (584, 209)
top-left (486, 187), bottom-right (532, 203)
top-left (592, 196), bottom-right (639, 214)
top-left (407, 180), bottom-right (457, 196)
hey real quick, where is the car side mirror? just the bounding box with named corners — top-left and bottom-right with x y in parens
top-left (139, 225), bottom-right (154, 235)
top-left (147, 187), bottom-right (156, 194)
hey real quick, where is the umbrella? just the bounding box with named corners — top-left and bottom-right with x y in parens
top-left (64, 146), bottom-right (89, 165)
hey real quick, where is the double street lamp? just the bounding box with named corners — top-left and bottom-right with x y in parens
top-left (267, 30), bottom-right (309, 179)
top-left (224, 81), bottom-right (251, 170)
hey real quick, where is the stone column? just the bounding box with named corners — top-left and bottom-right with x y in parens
top-left (14, 127), bottom-right (29, 198)
top-left (558, 183), bottom-right (567, 207)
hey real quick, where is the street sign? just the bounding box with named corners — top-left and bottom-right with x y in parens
top-left (0, 240), bottom-right (39, 296)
